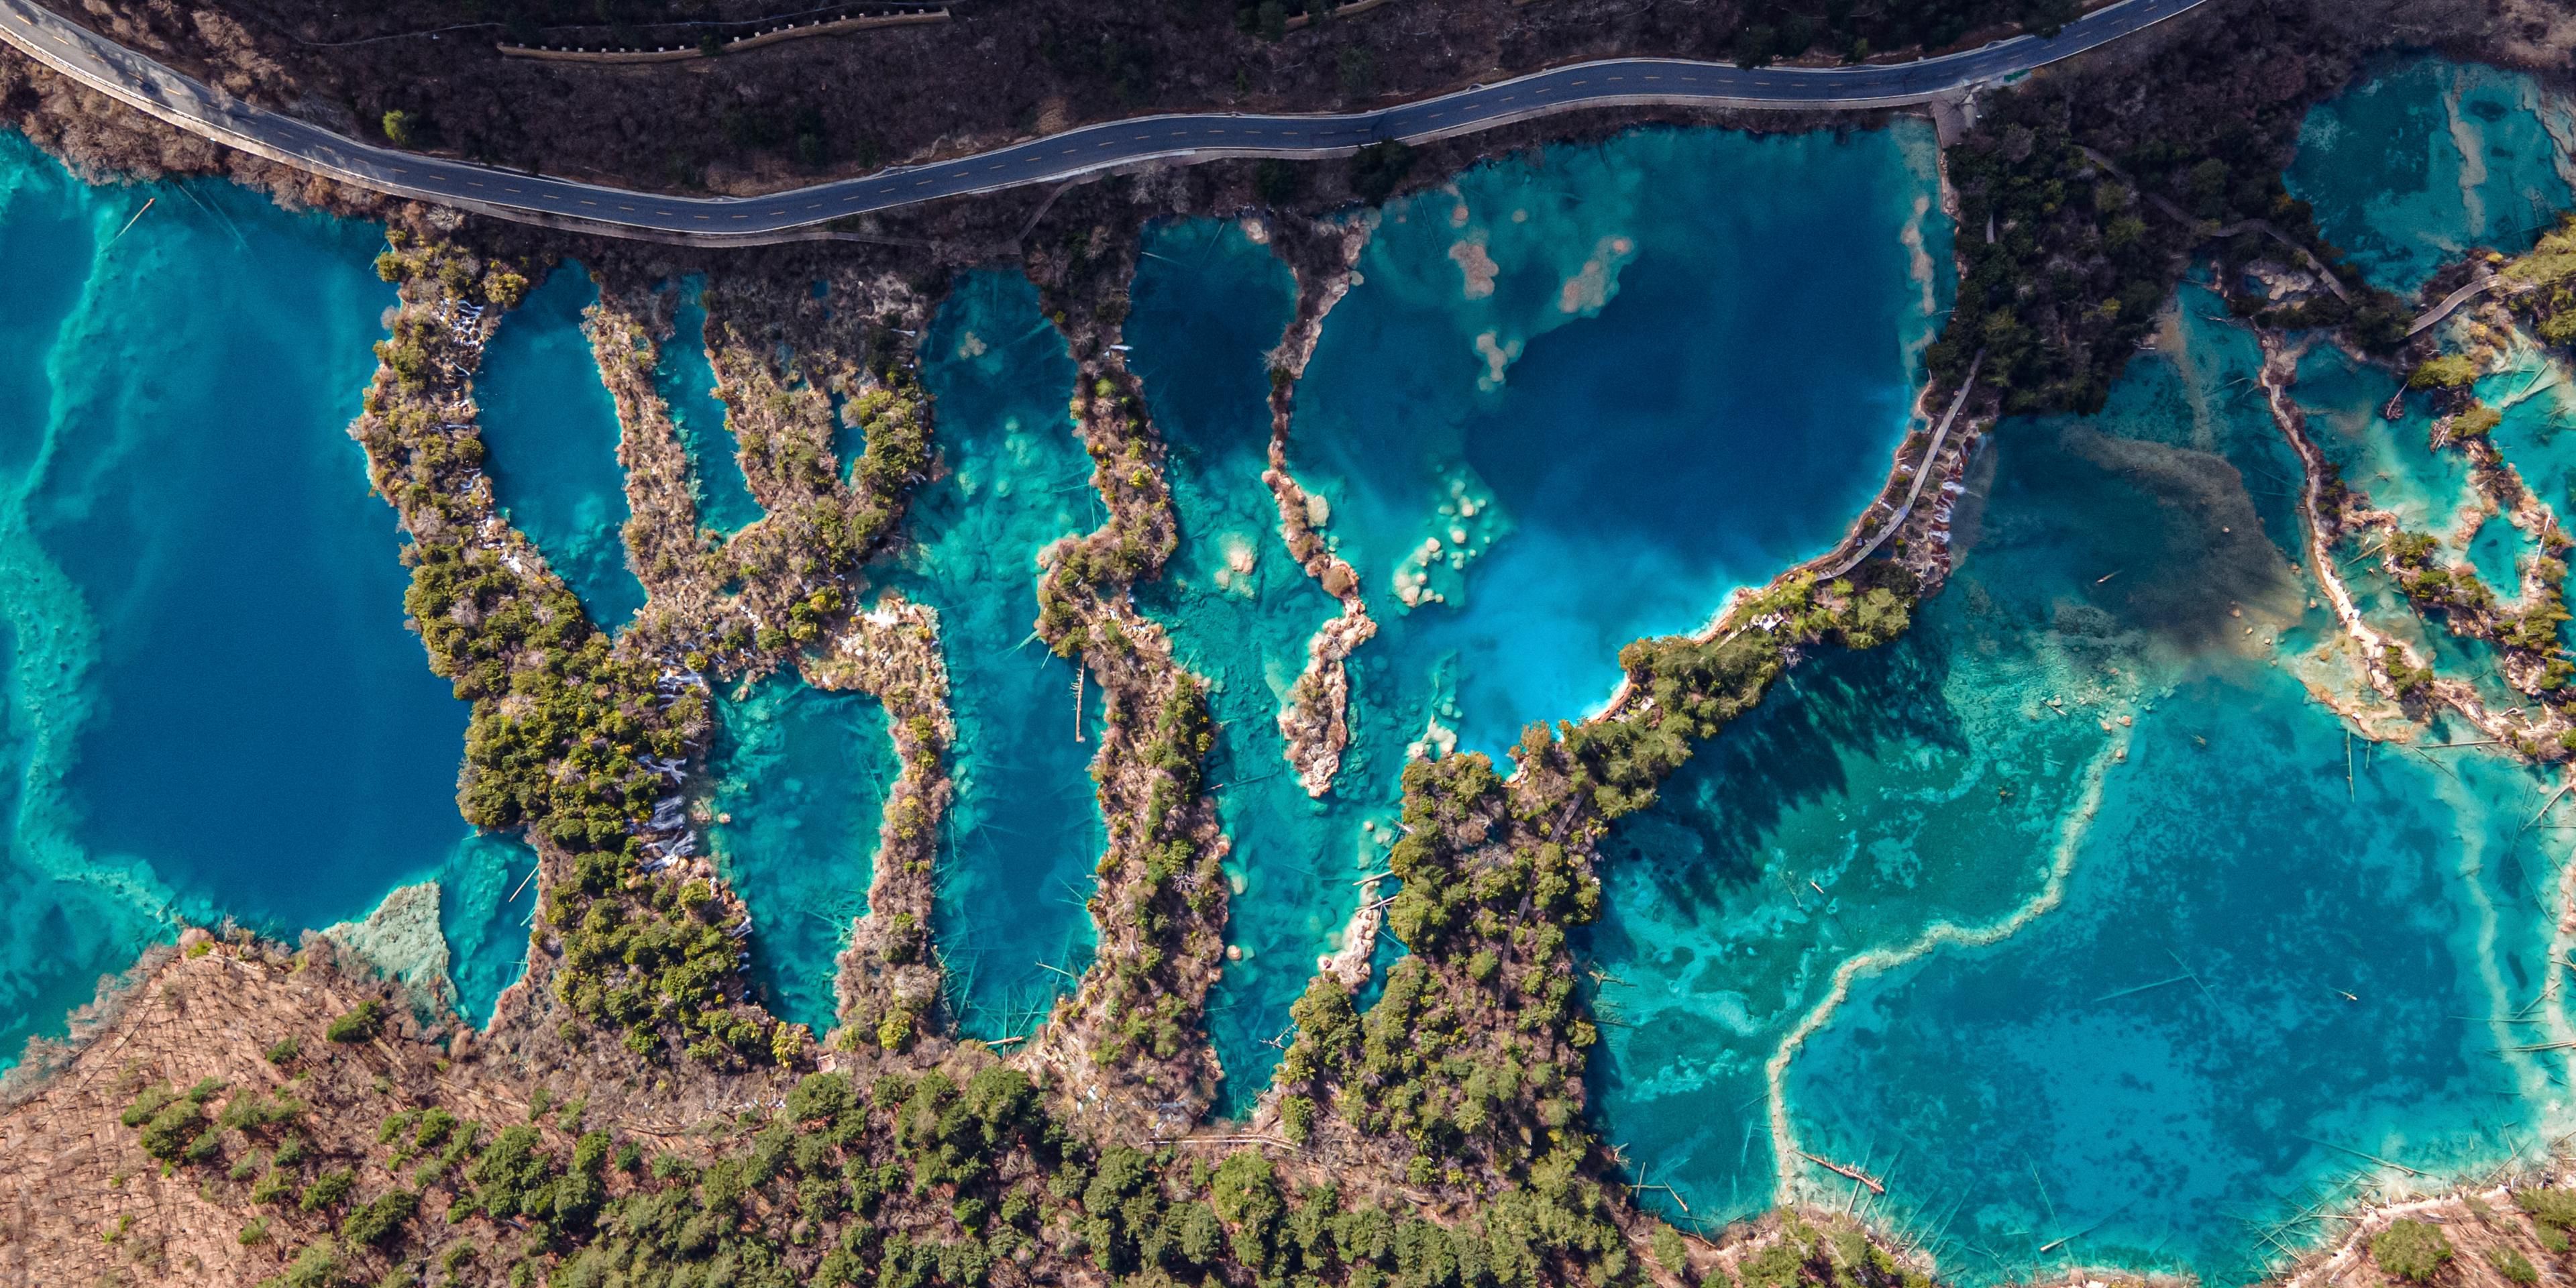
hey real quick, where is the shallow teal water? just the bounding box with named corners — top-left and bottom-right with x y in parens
top-left (706, 676), bottom-right (899, 1034)
top-left (2291, 344), bottom-right (2470, 528)
top-left (0, 131), bottom-right (478, 1062)
top-left (1591, 285), bottom-right (2302, 1228)
top-left (2286, 58), bottom-right (2573, 297)
top-left (1126, 218), bottom-right (1344, 1110)
top-left (435, 831), bottom-right (539, 1026)
top-left (2290, 343), bottom-right (2498, 561)
top-left (1590, 282), bottom-right (2571, 1285)
top-left (474, 262), bottom-right (646, 629)
top-left (903, 271), bottom-right (1105, 1040)
top-left (661, 278), bottom-right (763, 537)
top-left (2288, 335), bottom-right (2557, 668)
top-left (2479, 345), bottom-right (2576, 514)
top-left (1792, 671), bottom-right (2558, 1285)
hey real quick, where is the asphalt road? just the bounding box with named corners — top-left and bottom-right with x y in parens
top-left (0, 0), bottom-right (2210, 244)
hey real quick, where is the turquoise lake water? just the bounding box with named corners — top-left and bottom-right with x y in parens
top-left (1126, 217), bottom-right (1340, 1110)
top-left (0, 132), bottom-right (484, 1062)
top-left (706, 677), bottom-right (899, 1034)
top-left (1284, 123), bottom-right (1953, 761)
top-left (2287, 58), bottom-right (2574, 297)
top-left (438, 831), bottom-right (539, 1026)
top-left (0, 48), bottom-right (2570, 1288)
top-left (661, 278), bottom-right (764, 537)
top-left (1591, 282), bottom-right (2571, 1283)
top-left (1119, 123), bottom-right (1953, 1106)
top-left (1592, 62), bottom-right (2576, 1283)
top-left (474, 262), bottom-right (647, 629)
top-left (904, 271), bottom-right (1106, 1040)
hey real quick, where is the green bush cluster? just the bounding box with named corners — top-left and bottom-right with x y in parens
top-left (2370, 1218), bottom-right (2454, 1283)
top-left (2408, 355), bottom-right (2482, 390)
top-left (372, 231), bottom-right (527, 311)
top-left (122, 1077), bottom-right (227, 1163)
top-left (325, 1000), bottom-right (385, 1043)
top-left (467, 1065), bottom-right (1061, 1287)
top-left (1564, 571), bottom-right (1909, 818)
top-left (2505, 217), bottom-right (2576, 345)
top-left (2381, 521), bottom-right (2576, 695)
top-left (2451, 402), bottom-right (2502, 439)
top-left (547, 853), bottom-right (780, 1063)
top-left (1083, 669), bottom-right (1224, 1067)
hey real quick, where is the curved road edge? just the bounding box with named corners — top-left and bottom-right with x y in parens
top-left (0, 0), bottom-right (2210, 245)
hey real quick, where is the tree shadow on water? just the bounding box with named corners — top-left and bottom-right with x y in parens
top-left (1600, 625), bottom-right (1970, 914)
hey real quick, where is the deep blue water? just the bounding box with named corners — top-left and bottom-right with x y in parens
top-left (0, 131), bottom-right (474, 1063)
top-left (1286, 124), bottom-right (1953, 759)
top-left (474, 262), bottom-right (646, 629)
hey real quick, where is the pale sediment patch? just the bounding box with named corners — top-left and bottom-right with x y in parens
top-left (1214, 531), bottom-right (1258, 596)
top-left (954, 330), bottom-right (987, 360)
top-left (2445, 69), bottom-right (2487, 255)
top-left (1277, 604), bottom-right (1375, 796)
top-left (1448, 235), bottom-right (1498, 301)
top-left (1314, 872), bottom-right (1387, 991)
top-left (1556, 234), bottom-right (1637, 317)
top-left (2259, 334), bottom-right (2424, 708)
top-left (1764, 727), bottom-right (2125, 1206)
top-left (1406, 714), bottom-right (1458, 762)
top-left (321, 881), bottom-right (456, 1020)
top-left (1898, 195), bottom-right (1937, 321)
top-left (1472, 329), bottom-right (1521, 389)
